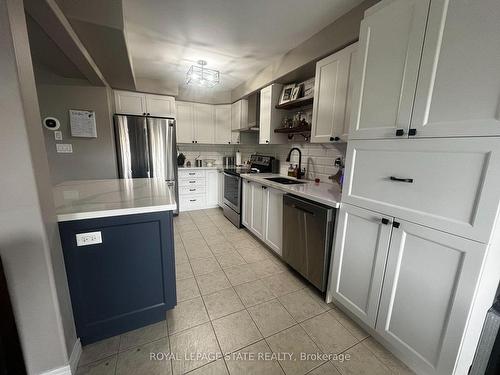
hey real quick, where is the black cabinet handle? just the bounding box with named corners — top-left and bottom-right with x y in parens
top-left (189, 181), bottom-right (196, 183)
top-left (189, 199), bottom-right (196, 202)
top-left (408, 129), bottom-right (417, 136)
top-left (266, 140), bottom-right (269, 143)
top-left (390, 176), bottom-right (414, 183)
top-left (395, 129), bottom-right (405, 136)
top-left (330, 136), bottom-right (340, 141)
top-left (393, 221), bottom-right (400, 228)
top-left (381, 218), bottom-right (390, 225)
top-left (189, 189), bottom-right (196, 191)
top-left (262, 186), bottom-right (267, 189)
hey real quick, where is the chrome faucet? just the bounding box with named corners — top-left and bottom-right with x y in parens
top-left (286, 147), bottom-right (303, 179)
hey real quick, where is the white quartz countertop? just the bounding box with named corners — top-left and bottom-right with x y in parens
top-left (241, 174), bottom-right (342, 208)
top-left (178, 166), bottom-right (222, 170)
top-left (53, 178), bottom-right (177, 222)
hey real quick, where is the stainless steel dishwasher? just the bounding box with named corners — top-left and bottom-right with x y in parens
top-left (282, 194), bottom-right (335, 292)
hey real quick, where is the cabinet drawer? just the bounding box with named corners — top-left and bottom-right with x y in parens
top-left (343, 139), bottom-right (500, 242)
top-left (179, 185), bottom-right (206, 195)
top-left (179, 194), bottom-right (206, 211)
top-left (178, 178), bottom-right (205, 188)
top-left (179, 170), bottom-right (206, 179)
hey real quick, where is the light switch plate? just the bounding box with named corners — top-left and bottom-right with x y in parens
top-left (76, 231), bottom-right (102, 246)
top-left (56, 143), bottom-right (73, 153)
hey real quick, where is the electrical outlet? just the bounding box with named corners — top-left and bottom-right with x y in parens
top-left (76, 231), bottom-right (102, 246)
top-left (54, 131), bottom-right (63, 141)
top-left (56, 143), bottom-right (73, 153)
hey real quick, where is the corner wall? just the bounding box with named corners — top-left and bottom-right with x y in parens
top-left (1, 0), bottom-right (77, 373)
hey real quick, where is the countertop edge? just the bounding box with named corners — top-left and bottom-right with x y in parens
top-left (241, 174), bottom-right (341, 208)
top-left (57, 203), bottom-right (177, 222)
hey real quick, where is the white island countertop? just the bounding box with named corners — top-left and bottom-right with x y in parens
top-left (241, 174), bottom-right (342, 208)
top-left (53, 178), bottom-right (177, 222)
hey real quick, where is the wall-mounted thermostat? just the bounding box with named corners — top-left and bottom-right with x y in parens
top-left (43, 116), bottom-right (61, 130)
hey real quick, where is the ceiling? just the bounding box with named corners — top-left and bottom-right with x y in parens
top-left (123, 0), bottom-right (365, 96)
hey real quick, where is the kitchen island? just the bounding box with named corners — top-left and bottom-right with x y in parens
top-left (54, 179), bottom-right (177, 344)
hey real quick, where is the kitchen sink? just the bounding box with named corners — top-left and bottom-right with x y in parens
top-left (264, 177), bottom-right (307, 185)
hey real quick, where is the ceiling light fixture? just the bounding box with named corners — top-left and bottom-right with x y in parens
top-left (186, 60), bottom-right (220, 88)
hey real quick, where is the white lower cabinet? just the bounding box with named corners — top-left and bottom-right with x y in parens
top-left (217, 170), bottom-right (224, 207)
top-left (178, 169), bottom-right (220, 212)
top-left (205, 170), bottom-right (219, 207)
top-left (263, 187), bottom-right (284, 256)
top-left (242, 180), bottom-right (252, 227)
top-left (329, 203), bottom-right (488, 375)
top-left (242, 179), bottom-right (284, 256)
top-left (330, 204), bottom-right (392, 327)
top-left (250, 183), bottom-right (265, 238)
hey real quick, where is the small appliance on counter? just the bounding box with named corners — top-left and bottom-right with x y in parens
top-left (271, 159), bottom-right (280, 173)
top-left (222, 154), bottom-right (274, 227)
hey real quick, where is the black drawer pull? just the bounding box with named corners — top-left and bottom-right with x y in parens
top-left (189, 181), bottom-right (196, 183)
top-left (189, 189), bottom-right (196, 191)
top-left (393, 221), bottom-right (401, 228)
top-left (381, 218), bottom-right (390, 225)
top-left (390, 176), bottom-right (414, 183)
top-left (189, 172), bottom-right (195, 175)
top-left (189, 199), bottom-right (196, 202)
top-left (395, 129), bottom-right (405, 136)
top-left (408, 129), bottom-right (417, 136)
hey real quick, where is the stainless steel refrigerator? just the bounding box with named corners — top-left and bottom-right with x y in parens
top-left (114, 114), bottom-right (179, 214)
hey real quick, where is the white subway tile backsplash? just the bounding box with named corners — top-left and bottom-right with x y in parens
top-left (177, 141), bottom-right (345, 184)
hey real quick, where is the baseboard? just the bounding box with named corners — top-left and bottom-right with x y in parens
top-left (39, 338), bottom-right (81, 375)
top-left (39, 365), bottom-right (71, 375)
top-left (69, 338), bottom-right (82, 374)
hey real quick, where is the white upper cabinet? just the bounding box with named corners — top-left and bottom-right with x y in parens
top-left (214, 104), bottom-right (232, 144)
top-left (410, 0), bottom-right (500, 138)
top-left (175, 101), bottom-right (194, 143)
top-left (193, 103), bottom-right (215, 144)
top-left (310, 43), bottom-right (357, 143)
top-left (349, 0), bottom-right (430, 139)
top-left (145, 94), bottom-right (175, 117)
top-left (231, 99), bottom-right (248, 144)
top-left (114, 90), bottom-right (147, 115)
top-left (329, 204), bottom-right (392, 328)
top-left (114, 90), bottom-right (175, 117)
top-left (259, 84), bottom-right (287, 144)
top-left (343, 138), bottom-right (500, 243)
top-left (377, 220), bottom-right (487, 375)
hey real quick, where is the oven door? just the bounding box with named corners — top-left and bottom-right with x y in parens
top-left (223, 172), bottom-right (241, 213)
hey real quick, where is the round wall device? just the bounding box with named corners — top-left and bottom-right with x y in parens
top-left (43, 116), bottom-right (60, 130)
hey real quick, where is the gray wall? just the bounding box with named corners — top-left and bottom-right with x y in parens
top-left (231, 0), bottom-right (379, 100)
top-left (0, 0), bottom-right (77, 373)
top-left (36, 83), bottom-right (118, 184)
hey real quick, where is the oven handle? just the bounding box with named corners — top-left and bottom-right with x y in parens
top-left (223, 172), bottom-right (239, 179)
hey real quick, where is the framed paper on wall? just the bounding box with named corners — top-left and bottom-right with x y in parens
top-left (279, 84), bottom-right (296, 104)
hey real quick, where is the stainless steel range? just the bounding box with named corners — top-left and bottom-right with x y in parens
top-left (222, 155), bottom-right (274, 227)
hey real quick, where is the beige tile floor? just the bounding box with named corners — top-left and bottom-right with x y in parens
top-left (77, 208), bottom-right (414, 375)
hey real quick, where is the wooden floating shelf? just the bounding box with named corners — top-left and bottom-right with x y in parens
top-left (274, 124), bottom-right (311, 134)
top-left (275, 96), bottom-right (314, 110)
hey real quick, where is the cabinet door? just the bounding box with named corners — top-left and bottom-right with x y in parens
top-left (241, 179), bottom-right (252, 228)
top-left (175, 102), bottom-right (194, 143)
top-left (411, 0), bottom-right (500, 138)
top-left (349, 0), bottom-right (430, 140)
top-left (329, 204), bottom-right (392, 327)
top-left (342, 47), bottom-right (358, 141)
top-left (217, 170), bottom-right (224, 207)
top-left (263, 187), bottom-right (284, 256)
top-left (145, 94), bottom-right (175, 117)
top-left (215, 105), bottom-right (232, 144)
top-left (310, 45), bottom-right (353, 143)
top-left (259, 85), bottom-right (287, 144)
top-left (205, 170), bottom-right (218, 207)
top-left (376, 220), bottom-right (487, 375)
top-left (114, 90), bottom-right (147, 115)
top-left (250, 184), bottom-right (265, 238)
top-left (193, 103), bottom-right (215, 144)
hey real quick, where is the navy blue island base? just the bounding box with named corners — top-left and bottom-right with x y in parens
top-left (59, 210), bottom-right (176, 345)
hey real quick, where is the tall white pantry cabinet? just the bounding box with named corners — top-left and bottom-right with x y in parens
top-left (328, 1), bottom-right (500, 375)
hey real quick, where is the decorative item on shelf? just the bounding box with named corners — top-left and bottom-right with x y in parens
top-left (301, 77), bottom-right (315, 98)
top-left (279, 84), bottom-right (296, 105)
top-left (186, 161), bottom-right (191, 167)
top-left (290, 86), bottom-right (301, 101)
top-left (177, 153), bottom-right (186, 166)
top-left (204, 159), bottom-right (215, 167)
